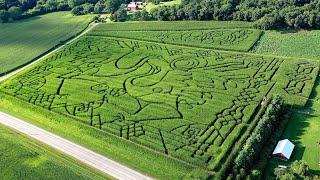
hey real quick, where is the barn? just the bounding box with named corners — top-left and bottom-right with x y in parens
top-left (272, 139), bottom-right (295, 161)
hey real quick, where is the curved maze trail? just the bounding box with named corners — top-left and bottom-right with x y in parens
top-left (89, 29), bottom-right (262, 51)
top-left (1, 35), bottom-right (318, 171)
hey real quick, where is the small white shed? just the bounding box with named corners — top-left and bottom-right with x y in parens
top-left (272, 139), bottom-right (295, 161)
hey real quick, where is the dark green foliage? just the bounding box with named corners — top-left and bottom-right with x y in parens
top-left (8, 6), bottom-right (21, 19)
top-left (234, 95), bottom-right (284, 171)
top-left (132, 9), bottom-right (151, 21)
top-left (274, 160), bottom-right (318, 179)
top-left (150, 0), bottom-right (320, 29)
top-left (93, 1), bottom-right (106, 13)
top-left (0, 9), bottom-right (9, 22)
top-left (71, 3), bottom-right (94, 15)
top-left (110, 4), bottom-right (127, 21)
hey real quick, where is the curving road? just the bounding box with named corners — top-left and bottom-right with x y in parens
top-left (0, 111), bottom-right (152, 180)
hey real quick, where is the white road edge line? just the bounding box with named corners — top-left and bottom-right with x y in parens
top-left (0, 112), bottom-right (152, 180)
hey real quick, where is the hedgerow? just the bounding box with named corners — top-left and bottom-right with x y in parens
top-left (234, 95), bottom-right (284, 172)
top-left (1, 36), bottom-right (318, 174)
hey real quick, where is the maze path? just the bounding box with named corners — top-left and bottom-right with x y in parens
top-left (1, 36), bottom-right (318, 169)
top-left (88, 29), bottom-right (262, 51)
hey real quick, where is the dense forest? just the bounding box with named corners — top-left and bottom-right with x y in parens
top-left (150, 0), bottom-right (320, 29)
top-left (1, 0), bottom-right (320, 29)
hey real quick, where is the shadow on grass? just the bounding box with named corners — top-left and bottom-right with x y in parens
top-left (274, 27), bottom-right (318, 34)
top-left (265, 78), bottom-right (320, 177)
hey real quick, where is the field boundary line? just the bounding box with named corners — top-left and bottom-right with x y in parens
top-left (85, 35), bottom-right (320, 63)
top-left (0, 111), bottom-right (152, 180)
top-left (0, 22), bottom-right (99, 82)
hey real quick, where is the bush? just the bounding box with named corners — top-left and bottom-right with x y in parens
top-left (110, 4), bottom-right (127, 22)
top-left (0, 9), bottom-right (10, 22)
top-left (8, 6), bottom-right (22, 20)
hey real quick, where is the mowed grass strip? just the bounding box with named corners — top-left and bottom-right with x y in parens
top-left (0, 123), bottom-right (108, 180)
top-left (88, 29), bottom-right (262, 51)
top-left (94, 20), bottom-right (254, 31)
top-left (0, 12), bottom-right (93, 75)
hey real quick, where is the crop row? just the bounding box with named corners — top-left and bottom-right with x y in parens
top-left (88, 29), bottom-right (262, 52)
top-left (1, 36), bottom-right (318, 171)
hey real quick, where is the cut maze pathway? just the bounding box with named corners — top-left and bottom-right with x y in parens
top-left (0, 22), bottom-right (152, 180)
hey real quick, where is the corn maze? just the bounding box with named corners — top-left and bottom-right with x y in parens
top-left (1, 35), bottom-right (318, 171)
top-left (88, 29), bottom-right (262, 51)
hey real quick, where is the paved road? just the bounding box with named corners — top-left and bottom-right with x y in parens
top-left (0, 22), bottom-right (153, 179)
top-left (0, 23), bottom-right (99, 82)
top-left (0, 112), bottom-right (152, 180)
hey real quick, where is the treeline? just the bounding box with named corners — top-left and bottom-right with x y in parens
top-left (0, 0), bottom-right (70, 22)
top-left (227, 95), bottom-right (284, 179)
top-left (0, 0), bottom-right (133, 22)
top-left (150, 0), bottom-right (320, 29)
top-left (3, 0), bottom-right (320, 30)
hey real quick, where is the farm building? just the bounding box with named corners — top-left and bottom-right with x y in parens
top-left (127, 1), bottom-right (147, 12)
top-left (272, 139), bottom-right (295, 161)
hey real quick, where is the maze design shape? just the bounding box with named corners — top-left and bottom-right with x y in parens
top-left (88, 29), bottom-right (262, 52)
top-left (1, 37), bottom-right (318, 169)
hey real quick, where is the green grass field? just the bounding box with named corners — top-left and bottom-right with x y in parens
top-left (0, 12), bottom-right (93, 75)
top-left (88, 29), bottom-right (262, 51)
top-left (0, 27), bottom-right (318, 177)
top-left (254, 30), bottom-right (320, 60)
top-left (265, 78), bottom-right (320, 177)
top-left (253, 29), bottom-right (320, 175)
top-left (0, 124), bottom-right (107, 179)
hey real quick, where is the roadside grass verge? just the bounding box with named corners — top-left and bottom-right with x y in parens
top-left (0, 94), bottom-right (200, 179)
top-left (0, 123), bottom-right (108, 180)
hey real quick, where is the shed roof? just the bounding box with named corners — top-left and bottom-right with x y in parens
top-left (272, 139), bottom-right (295, 160)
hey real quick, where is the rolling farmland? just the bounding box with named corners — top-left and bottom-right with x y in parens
top-left (0, 12), bottom-right (93, 75)
top-left (1, 28), bottom-right (318, 175)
